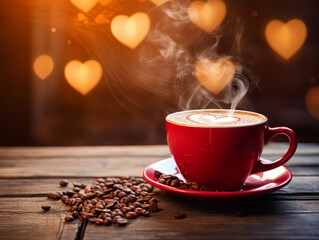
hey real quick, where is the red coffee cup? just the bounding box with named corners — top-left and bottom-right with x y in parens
top-left (166, 109), bottom-right (297, 191)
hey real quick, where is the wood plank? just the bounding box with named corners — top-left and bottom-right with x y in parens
top-left (0, 146), bottom-right (171, 158)
top-left (0, 196), bottom-right (318, 240)
top-left (0, 155), bottom-right (318, 178)
top-left (83, 190), bottom-right (319, 240)
top-left (0, 143), bottom-right (317, 158)
top-left (0, 197), bottom-right (79, 240)
top-left (0, 176), bottom-right (318, 199)
top-left (0, 156), bottom-right (160, 178)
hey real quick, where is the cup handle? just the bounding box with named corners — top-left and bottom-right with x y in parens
top-left (251, 126), bottom-right (297, 174)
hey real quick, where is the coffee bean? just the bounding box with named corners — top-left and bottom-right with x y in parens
top-left (166, 179), bottom-right (172, 186)
top-left (59, 180), bottom-right (68, 187)
top-left (121, 207), bottom-right (130, 213)
top-left (117, 192), bottom-right (127, 198)
top-left (127, 194), bottom-right (137, 202)
top-left (143, 210), bottom-right (150, 217)
top-left (47, 192), bottom-right (60, 200)
top-left (96, 204), bottom-right (104, 209)
top-left (80, 212), bottom-right (89, 219)
top-left (70, 206), bottom-right (77, 212)
top-left (115, 217), bottom-right (128, 226)
top-left (96, 178), bottom-right (105, 183)
top-left (95, 218), bottom-right (104, 225)
top-left (119, 197), bottom-right (129, 204)
top-left (132, 202), bottom-right (141, 208)
top-left (47, 177), bottom-right (160, 227)
top-left (174, 213), bottom-right (186, 219)
top-left (78, 193), bottom-right (87, 200)
top-left (143, 196), bottom-right (152, 202)
top-left (141, 203), bottom-right (150, 209)
top-left (73, 187), bottom-right (81, 192)
top-left (72, 211), bottom-right (78, 218)
top-left (103, 217), bottom-right (112, 225)
top-left (73, 182), bottom-right (82, 187)
top-left (171, 180), bottom-right (180, 188)
top-left (134, 207), bottom-right (143, 215)
top-left (41, 205), bottom-right (51, 211)
top-left (190, 182), bottom-right (200, 190)
top-left (161, 174), bottom-right (173, 179)
top-left (61, 195), bottom-right (69, 204)
top-left (116, 211), bottom-right (124, 217)
top-left (149, 202), bottom-right (159, 213)
top-left (158, 178), bottom-right (166, 184)
top-left (86, 193), bottom-right (96, 199)
top-left (149, 198), bottom-right (159, 204)
top-left (125, 211), bottom-right (137, 219)
top-left (66, 190), bottom-right (76, 197)
top-left (65, 215), bottom-right (74, 222)
top-left (154, 170), bottom-right (163, 178)
top-left (88, 217), bottom-right (98, 223)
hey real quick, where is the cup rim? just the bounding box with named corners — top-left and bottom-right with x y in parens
top-left (166, 109), bottom-right (268, 128)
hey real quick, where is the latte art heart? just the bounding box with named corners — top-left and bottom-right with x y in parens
top-left (188, 114), bottom-right (239, 125)
top-left (167, 110), bottom-right (267, 127)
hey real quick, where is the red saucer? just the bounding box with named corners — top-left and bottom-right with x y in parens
top-left (143, 158), bottom-right (292, 201)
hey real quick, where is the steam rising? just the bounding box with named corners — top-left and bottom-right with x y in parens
top-left (140, 0), bottom-right (250, 113)
top-left (1, 0), bottom-right (254, 116)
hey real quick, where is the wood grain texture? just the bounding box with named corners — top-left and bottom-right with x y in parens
top-left (0, 176), bottom-right (318, 198)
top-left (0, 144), bottom-right (318, 240)
top-left (0, 143), bottom-right (318, 158)
top-left (0, 194), bottom-right (318, 240)
top-left (0, 197), bottom-right (79, 240)
top-left (83, 189), bottom-right (319, 240)
top-left (0, 155), bottom-right (318, 178)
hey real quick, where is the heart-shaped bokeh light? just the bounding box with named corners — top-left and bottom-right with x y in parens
top-left (33, 55), bottom-right (54, 80)
top-left (188, 0), bottom-right (226, 33)
top-left (194, 58), bottom-right (235, 95)
top-left (64, 60), bottom-right (102, 95)
top-left (265, 19), bottom-right (307, 60)
top-left (69, 0), bottom-right (98, 13)
top-left (111, 12), bottom-right (150, 49)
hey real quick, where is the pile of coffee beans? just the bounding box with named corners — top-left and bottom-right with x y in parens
top-left (46, 177), bottom-right (159, 226)
top-left (155, 170), bottom-right (214, 191)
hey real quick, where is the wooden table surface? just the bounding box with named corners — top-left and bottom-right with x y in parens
top-left (0, 143), bottom-right (318, 240)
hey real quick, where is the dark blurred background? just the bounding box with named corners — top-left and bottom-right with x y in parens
top-left (0, 0), bottom-right (318, 146)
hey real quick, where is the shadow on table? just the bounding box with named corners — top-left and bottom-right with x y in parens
top-left (155, 189), bottom-right (284, 217)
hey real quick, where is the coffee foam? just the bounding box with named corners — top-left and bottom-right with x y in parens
top-left (167, 110), bottom-right (267, 127)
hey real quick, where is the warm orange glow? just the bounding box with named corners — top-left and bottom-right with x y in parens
top-left (195, 58), bottom-right (235, 95)
top-left (150, 0), bottom-right (167, 5)
top-left (98, 0), bottom-right (112, 6)
top-left (51, 27), bottom-right (56, 33)
top-left (67, 40), bottom-right (72, 45)
top-left (77, 13), bottom-right (87, 22)
top-left (64, 60), bottom-right (103, 95)
top-left (70, 0), bottom-right (98, 13)
top-left (95, 14), bottom-right (110, 24)
top-left (188, 0), bottom-right (226, 33)
top-left (265, 19), bottom-right (307, 60)
top-left (305, 86), bottom-right (319, 119)
top-left (111, 12), bottom-right (150, 49)
top-left (33, 55), bottom-right (54, 80)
